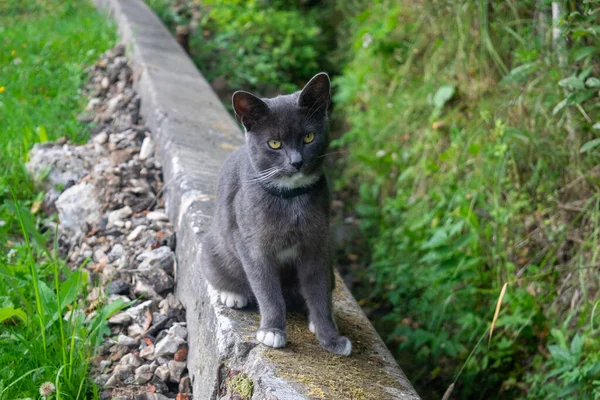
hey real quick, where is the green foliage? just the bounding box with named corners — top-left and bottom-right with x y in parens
top-left (332, 0), bottom-right (600, 397)
top-left (0, 0), bottom-right (116, 398)
top-left (147, 0), bottom-right (334, 95)
top-left (195, 0), bottom-right (330, 93)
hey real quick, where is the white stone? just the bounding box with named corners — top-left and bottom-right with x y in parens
top-left (139, 136), bottom-right (155, 160)
top-left (56, 183), bottom-right (102, 237)
top-left (127, 225), bottom-right (145, 241)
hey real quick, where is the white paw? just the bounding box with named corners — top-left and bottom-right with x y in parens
top-left (256, 329), bottom-right (286, 348)
top-left (219, 291), bottom-right (248, 309)
top-left (308, 321), bottom-right (316, 334)
top-left (341, 338), bottom-right (352, 356)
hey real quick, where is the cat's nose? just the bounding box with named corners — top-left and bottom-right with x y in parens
top-left (291, 160), bottom-right (304, 170)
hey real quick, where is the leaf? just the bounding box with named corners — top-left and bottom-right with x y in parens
top-left (421, 229), bottom-right (448, 249)
top-left (558, 76), bottom-right (585, 90)
top-left (580, 138), bottom-right (600, 153)
top-left (0, 306), bottom-right (27, 324)
top-left (433, 85), bottom-right (455, 109)
top-left (567, 89), bottom-right (596, 105)
top-left (570, 333), bottom-right (584, 355)
top-left (36, 125), bottom-right (49, 142)
top-left (579, 66), bottom-right (593, 81)
top-left (586, 77), bottom-right (600, 88)
top-left (552, 98), bottom-right (568, 115)
top-left (594, 123), bottom-right (600, 130)
top-left (574, 46), bottom-right (595, 61)
top-left (489, 282), bottom-right (508, 348)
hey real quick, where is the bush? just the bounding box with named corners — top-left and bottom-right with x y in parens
top-left (332, 0), bottom-right (600, 397)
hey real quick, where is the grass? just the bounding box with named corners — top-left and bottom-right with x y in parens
top-left (0, 0), bottom-right (117, 398)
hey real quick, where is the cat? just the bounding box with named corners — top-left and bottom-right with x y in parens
top-left (200, 73), bottom-right (352, 356)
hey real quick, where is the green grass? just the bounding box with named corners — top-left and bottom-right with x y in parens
top-left (0, 1), bottom-right (117, 398)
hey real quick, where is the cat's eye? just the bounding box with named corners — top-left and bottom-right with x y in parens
top-left (303, 132), bottom-right (315, 144)
top-left (268, 140), bottom-right (282, 149)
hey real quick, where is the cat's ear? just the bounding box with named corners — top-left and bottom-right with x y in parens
top-left (298, 72), bottom-right (331, 116)
top-left (232, 91), bottom-right (270, 130)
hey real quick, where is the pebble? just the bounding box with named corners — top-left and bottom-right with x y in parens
top-left (154, 333), bottom-right (186, 359)
top-left (168, 360), bottom-right (186, 383)
top-left (112, 364), bottom-right (134, 381)
top-left (154, 365), bottom-right (170, 382)
top-left (127, 225), bottom-right (146, 241)
top-left (33, 44), bottom-right (187, 399)
top-left (93, 131), bottom-right (109, 144)
top-left (120, 353), bottom-right (142, 368)
top-left (134, 364), bottom-right (155, 384)
top-left (108, 279), bottom-right (130, 295)
top-left (139, 136), bottom-right (155, 160)
top-left (108, 206), bottom-right (133, 224)
top-left (117, 334), bottom-right (138, 347)
top-left (137, 246), bottom-right (174, 273)
top-left (145, 211), bottom-right (168, 221)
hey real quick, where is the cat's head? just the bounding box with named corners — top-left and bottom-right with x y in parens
top-left (232, 73), bottom-right (330, 189)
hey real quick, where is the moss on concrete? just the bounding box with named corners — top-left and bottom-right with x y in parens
top-left (261, 279), bottom-right (407, 400)
top-left (227, 372), bottom-right (254, 400)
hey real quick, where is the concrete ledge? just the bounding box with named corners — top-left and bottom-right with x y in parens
top-left (93, 0), bottom-right (420, 398)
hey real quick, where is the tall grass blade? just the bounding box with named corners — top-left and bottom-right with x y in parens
top-left (489, 282), bottom-right (508, 347)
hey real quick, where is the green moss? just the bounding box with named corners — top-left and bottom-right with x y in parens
top-left (227, 373), bottom-right (254, 400)
top-left (261, 276), bottom-right (407, 400)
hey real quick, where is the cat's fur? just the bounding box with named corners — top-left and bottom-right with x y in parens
top-left (200, 73), bottom-right (351, 356)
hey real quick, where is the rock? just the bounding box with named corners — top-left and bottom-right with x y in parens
top-left (137, 246), bottom-right (174, 274)
top-left (101, 76), bottom-right (110, 89)
top-left (108, 312), bottom-right (132, 325)
top-left (145, 211), bottom-right (168, 221)
top-left (112, 364), bottom-right (134, 381)
top-left (134, 364), bottom-right (155, 384)
top-left (138, 268), bottom-right (174, 294)
top-left (87, 97), bottom-right (102, 111)
top-left (154, 332), bottom-right (186, 359)
top-left (154, 365), bottom-right (170, 382)
top-left (120, 353), bottom-right (142, 368)
top-left (127, 323), bottom-right (145, 338)
top-left (93, 249), bottom-right (108, 264)
top-left (169, 323), bottom-right (188, 340)
top-left (139, 344), bottom-right (155, 360)
top-left (127, 225), bottom-right (146, 241)
top-left (56, 182), bottom-right (102, 237)
top-left (139, 137), bottom-right (154, 160)
top-left (108, 244), bottom-right (125, 261)
top-left (167, 360), bottom-right (186, 383)
top-left (105, 374), bottom-right (119, 387)
top-left (117, 334), bottom-right (138, 347)
top-left (159, 294), bottom-right (183, 317)
top-left (173, 344), bottom-right (188, 362)
top-left (108, 206), bottom-right (133, 224)
top-left (108, 280), bottom-right (130, 295)
top-left (179, 375), bottom-right (191, 394)
top-left (26, 144), bottom-right (88, 189)
top-left (133, 279), bottom-right (161, 300)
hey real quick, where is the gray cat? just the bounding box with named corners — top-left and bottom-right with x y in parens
top-left (200, 73), bottom-right (351, 356)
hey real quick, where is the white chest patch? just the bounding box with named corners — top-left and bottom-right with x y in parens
top-left (276, 242), bottom-right (300, 262)
top-left (272, 173), bottom-right (319, 190)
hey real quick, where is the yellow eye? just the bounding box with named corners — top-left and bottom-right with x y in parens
top-left (268, 140), bottom-right (281, 149)
top-left (303, 132), bottom-right (315, 144)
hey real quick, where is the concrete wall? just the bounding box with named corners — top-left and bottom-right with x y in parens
top-left (92, 1), bottom-right (420, 398)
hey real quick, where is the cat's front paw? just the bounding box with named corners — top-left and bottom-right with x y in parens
top-left (308, 320), bottom-right (316, 334)
top-left (219, 291), bottom-right (248, 309)
top-left (256, 328), bottom-right (286, 348)
top-left (322, 335), bottom-right (352, 356)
